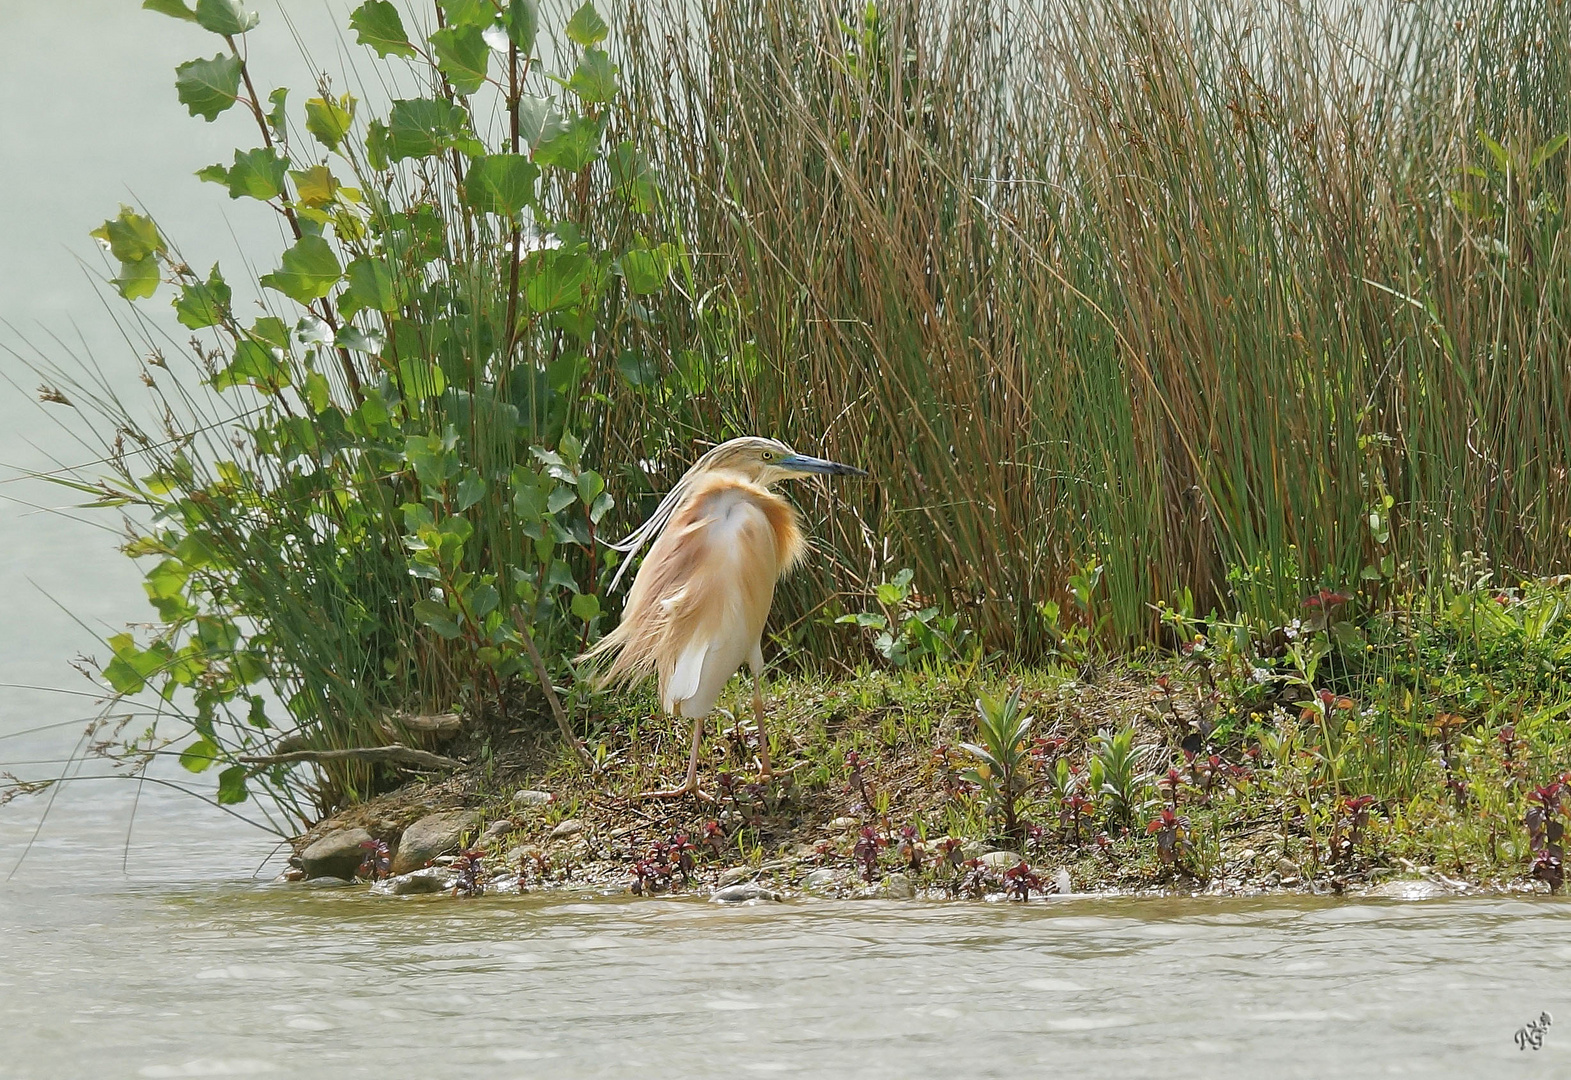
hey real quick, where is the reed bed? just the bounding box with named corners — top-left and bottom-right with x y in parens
top-left (610, 0), bottom-right (1571, 655)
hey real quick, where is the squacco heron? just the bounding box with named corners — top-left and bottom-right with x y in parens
top-left (581, 437), bottom-right (866, 799)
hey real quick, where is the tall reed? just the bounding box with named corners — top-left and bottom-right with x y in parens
top-left (611, 0), bottom-right (1571, 655)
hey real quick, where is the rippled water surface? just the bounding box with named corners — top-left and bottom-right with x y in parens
top-left (3, 5), bottom-right (1571, 1079)
top-left (4, 875), bottom-right (1571, 1079)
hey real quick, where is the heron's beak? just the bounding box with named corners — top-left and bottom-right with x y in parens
top-left (779, 453), bottom-right (868, 478)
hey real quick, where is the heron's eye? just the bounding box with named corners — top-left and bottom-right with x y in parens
top-left (761, 451), bottom-right (774, 461)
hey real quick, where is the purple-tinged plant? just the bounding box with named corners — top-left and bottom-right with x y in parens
top-left (451, 848), bottom-right (487, 898)
top-left (853, 826), bottom-right (886, 881)
top-left (357, 838), bottom-right (391, 880)
top-left (845, 751), bottom-right (875, 814)
top-left (1527, 782), bottom-right (1566, 893)
top-left (1332, 795), bottom-right (1376, 863)
top-left (897, 826), bottom-right (923, 872)
top-left (959, 857), bottom-right (996, 898)
top-left (1146, 808), bottom-right (1191, 867)
top-left (669, 834), bottom-right (696, 882)
top-left (1157, 767), bottom-right (1184, 808)
top-left (938, 837), bottom-right (965, 871)
top-left (701, 819), bottom-right (727, 857)
top-left (1004, 860), bottom-right (1042, 901)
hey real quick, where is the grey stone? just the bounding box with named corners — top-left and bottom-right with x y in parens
top-left (299, 827), bottom-right (374, 880)
top-left (980, 850), bottom-right (1026, 873)
top-left (881, 873), bottom-right (915, 899)
top-left (549, 818), bottom-right (585, 840)
top-left (483, 819), bottom-right (514, 841)
top-left (827, 816), bottom-right (860, 832)
top-left (300, 875), bottom-right (356, 889)
top-left (372, 867), bottom-right (452, 896)
top-left (505, 844), bottom-right (544, 867)
top-left (717, 865), bottom-right (755, 887)
top-left (959, 839), bottom-right (989, 860)
top-left (1275, 857), bottom-right (1301, 878)
top-left (1363, 878), bottom-right (1454, 900)
top-left (802, 868), bottom-right (841, 891)
top-left (1054, 868), bottom-right (1073, 895)
top-left (391, 810), bottom-right (478, 875)
top-left (512, 789), bottom-right (553, 807)
top-left (711, 881), bottom-right (782, 903)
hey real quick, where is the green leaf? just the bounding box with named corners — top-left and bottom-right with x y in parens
top-left (345, 257), bottom-right (397, 311)
top-left (564, 2), bottom-right (608, 46)
top-left (506, 0), bottom-right (538, 51)
top-left (533, 112), bottom-right (604, 172)
top-left (290, 164), bottom-right (340, 207)
top-left (463, 154), bottom-right (538, 216)
top-left (195, 0), bottom-right (258, 34)
top-left (1532, 134), bottom-right (1569, 170)
top-left (546, 485), bottom-right (577, 513)
top-left (224, 146), bottom-right (288, 200)
top-left (260, 235), bottom-right (342, 303)
top-left (431, 25), bottom-right (490, 95)
top-left (1478, 130), bottom-right (1510, 174)
top-left (143, 0), bottom-right (197, 21)
top-left (265, 87), bottom-right (288, 140)
top-left (114, 256), bottom-right (162, 301)
top-left (350, 0), bottom-right (416, 57)
top-left (174, 264), bottom-right (231, 329)
top-left (576, 469), bottom-right (604, 506)
top-left (213, 340), bottom-right (286, 390)
top-left (414, 599), bottom-right (463, 639)
top-left (469, 582), bottom-right (500, 618)
top-left (179, 736), bottom-right (220, 773)
top-left (440, 0), bottom-right (491, 28)
top-left (175, 54), bottom-right (243, 121)
top-left (398, 356), bottom-right (447, 398)
top-left (335, 325), bottom-right (384, 353)
top-left (615, 349), bottom-right (655, 386)
top-left (305, 94), bottom-right (356, 152)
top-left (304, 370), bottom-right (332, 413)
top-left (571, 592), bottom-right (600, 621)
top-left (618, 243), bottom-right (672, 294)
top-left (386, 98), bottom-right (471, 161)
top-left (216, 765), bottom-right (249, 805)
top-left (92, 206), bottom-right (164, 264)
top-left (456, 473), bottom-right (487, 511)
top-left (524, 250), bottom-right (593, 311)
top-left (567, 47), bottom-right (617, 104)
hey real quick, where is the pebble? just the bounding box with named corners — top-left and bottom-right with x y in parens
top-left (505, 844), bottom-right (543, 867)
top-left (717, 865), bottom-right (755, 887)
top-left (1275, 857), bottom-right (1301, 878)
top-left (1363, 878), bottom-right (1454, 900)
top-left (372, 867), bottom-right (451, 896)
top-left (512, 789), bottom-right (553, 807)
top-left (980, 850), bottom-right (1026, 873)
top-left (549, 818), bottom-right (585, 840)
top-left (300, 876), bottom-right (356, 889)
top-left (881, 873), bottom-right (914, 899)
top-left (711, 881), bottom-right (782, 903)
top-left (827, 817), bottom-right (860, 832)
top-left (483, 819), bottom-right (514, 841)
top-left (299, 827), bottom-right (374, 880)
top-left (390, 810), bottom-right (479, 875)
top-left (802, 868), bottom-right (841, 891)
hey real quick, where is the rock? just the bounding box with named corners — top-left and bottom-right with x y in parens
top-left (299, 827), bottom-right (374, 880)
top-left (549, 818), bottom-right (585, 840)
top-left (881, 873), bottom-right (915, 899)
top-left (300, 876), bottom-right (356, 889)
top-left (802, 868), bottom-right (841, 891)
top-left (1275, 857), bottom-right (1300, 878)
top-left (483, 819), bottom-right (514, 841)
top-left (391, 810), bottom-right (478, 875)
top-left (1236, 848), bottom-right (1257, 863)
top-left (712, 881), bottom-right (782, 903)
top-left (1363, 878), bottom-right (1454, 900)
top-left (505, 844), bottom-right (543, 867)
top-left (959, 839), bottom-right (989, 861)
top-left (980, 850), bottom-right (1026, 873)
top-left (1053, 868), bottom-right (1073, 895)
top-left (717, 865), bottom-right (755, 887)
top-left (827, 816), bottom-right (860, 832)
top-left (372, 867), bottom-right (452, 896)
top-left (512, 789), bottom-right (553, 807)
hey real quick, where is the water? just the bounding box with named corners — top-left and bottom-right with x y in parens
top-left (2, 5), bottom-right (1570, 1078)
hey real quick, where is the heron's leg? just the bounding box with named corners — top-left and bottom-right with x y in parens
top-left (638, 714), bottom-right (713, 802)
top-left (749, 644), bottom-right (773, 779)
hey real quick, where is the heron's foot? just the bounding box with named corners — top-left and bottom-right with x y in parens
top-left (636, 782), bottom-right (715, 803)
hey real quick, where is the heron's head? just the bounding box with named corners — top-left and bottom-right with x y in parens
top-left (696, 436), bottom-right (867, 488)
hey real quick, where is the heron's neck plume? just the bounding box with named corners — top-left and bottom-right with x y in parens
top-left (602, 460), bottom-right (711, 592)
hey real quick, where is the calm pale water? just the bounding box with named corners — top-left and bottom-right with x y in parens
top-left (2, 4), bottom-right (1569, 1078)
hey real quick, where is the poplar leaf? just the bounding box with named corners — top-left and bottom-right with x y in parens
top-left (463, 154), bottom-right (538, 216)
top-left (305, 94), bottom-right (356, 151)
top-left (430, 25), bottom-right (489, 95)
top-left (260, 235), bottom-right (342, 303)
top-left (195, 0), bottom-right (258, 34)
top-left (349, 0), bottom-right (416, 58)
top-left (564, 2), bottom-right (608, 46)
top-left (175, 54), bottom-right (243, 121)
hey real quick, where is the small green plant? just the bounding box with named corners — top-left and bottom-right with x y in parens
top-left (836, 568), bottom-right (973, 669)
top-left (1091, 724), bottom-right (1153, 832)
top-left (960, 685), bottom-right (1035, 844)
